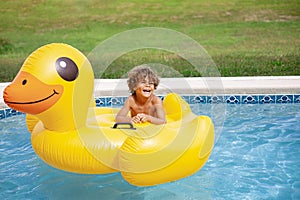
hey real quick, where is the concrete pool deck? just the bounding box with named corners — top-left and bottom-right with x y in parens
top-left (1, 76), bottom-right (300, 108)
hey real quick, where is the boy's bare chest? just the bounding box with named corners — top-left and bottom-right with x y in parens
top-left (130, 103), bottom-right (155, 115)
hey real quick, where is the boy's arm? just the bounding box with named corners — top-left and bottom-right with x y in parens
top-left (115, 98), bottom-right (132, 123)
top-left (151, 103), bottom-right (166, 124)
top-left (137, 97), bottom-right (166, 125)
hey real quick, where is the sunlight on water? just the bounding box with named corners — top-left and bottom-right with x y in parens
top-left (0, 104), bottom-right (299, 200)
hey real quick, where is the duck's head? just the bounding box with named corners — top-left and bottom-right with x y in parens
top-left (3, 43), bottom-right (94, 131)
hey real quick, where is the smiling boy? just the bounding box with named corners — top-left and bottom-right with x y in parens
top-left (116, 65), bottom-right (166, 125)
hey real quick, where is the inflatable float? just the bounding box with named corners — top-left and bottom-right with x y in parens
top-left (3, 43), bottom-right (214, 186)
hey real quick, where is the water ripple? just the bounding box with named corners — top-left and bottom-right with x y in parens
top-left (1, 104), bottom-right (300, 199)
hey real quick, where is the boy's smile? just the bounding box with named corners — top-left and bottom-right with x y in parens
top-left (141, 88), bottom-right (152, 97)
top-left (136, 80), bottom-right (155, 98)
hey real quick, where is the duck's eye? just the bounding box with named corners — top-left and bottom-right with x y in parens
top-left (55, 57), bottom-right (79, 81)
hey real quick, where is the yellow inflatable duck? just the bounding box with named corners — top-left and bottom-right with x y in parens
top-left (3, 43), bottom-right (214, 186)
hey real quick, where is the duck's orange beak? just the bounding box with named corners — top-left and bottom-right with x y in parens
top-left (3, 71), bottom-right (63, 115)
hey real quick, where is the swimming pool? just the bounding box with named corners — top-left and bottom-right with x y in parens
top-left (0, 102), bottom-right (299, 200)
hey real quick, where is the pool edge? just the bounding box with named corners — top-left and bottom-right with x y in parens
top-left (1, 76), bottom-right (300, 110)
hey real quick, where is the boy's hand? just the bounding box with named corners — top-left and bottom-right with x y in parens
top-left (131, 115), bottom-right (141, 123)
top-left (137, 113), bottom-right (150, 123)
top-left (132, 113), bottom-right (151, 123)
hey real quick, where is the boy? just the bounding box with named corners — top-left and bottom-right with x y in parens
top-left (116, 65), bottom-right (166, 125)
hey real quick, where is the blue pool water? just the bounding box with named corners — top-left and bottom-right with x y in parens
top-left (0, 104), bottom-right (299, 200)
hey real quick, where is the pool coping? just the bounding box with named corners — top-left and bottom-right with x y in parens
top-left (92, 76), bottom-right (300, 96)
top-left (1, 76), bottom-right (300, 110)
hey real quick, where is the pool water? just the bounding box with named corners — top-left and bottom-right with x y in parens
top-left (0, 104), bottom-right (299, 200)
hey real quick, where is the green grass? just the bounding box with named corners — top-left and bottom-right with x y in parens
top-left (0, 0), bottom-right (299, 81)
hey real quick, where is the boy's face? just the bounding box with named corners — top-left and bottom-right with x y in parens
top-left (134, 77), bottom-right (155, 98)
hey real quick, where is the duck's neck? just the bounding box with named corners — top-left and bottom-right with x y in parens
top-left (37, 76), bottom-right (94, 132)
top-left (37, 99), bottom-right (89, 132)
top-left (37, 108), bottom-right (86, 132)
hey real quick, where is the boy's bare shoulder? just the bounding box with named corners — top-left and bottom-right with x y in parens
top-left (152, 95), bottom-right (163, 104)
top-left (127, 95), bottom-right (136, 104)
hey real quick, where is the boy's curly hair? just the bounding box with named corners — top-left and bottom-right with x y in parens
top-left (127, 65), bottom-right (160, 94)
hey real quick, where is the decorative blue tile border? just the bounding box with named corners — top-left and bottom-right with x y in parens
top-left (294, 94), bottom-right (300, 103)
top-left (0, 109), bottom-right (5, 120)
top-left (0, 94), bottom-right (299, 120)
top-left (225, 95), bottom-right (241, 104)
top-left (242, 95), bottom-right (259, 104)
top-left (0, 108), bottom-right (23, 119)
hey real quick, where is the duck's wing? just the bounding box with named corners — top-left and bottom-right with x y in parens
top-left (26, 114), bottom-right (41, 133)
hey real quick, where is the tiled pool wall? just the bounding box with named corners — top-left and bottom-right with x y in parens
top-left (1, 94), bottom-right (300, 120)
top-left (95, 94), bottom-right (300, 107)
top-left (2, 94), bottom-right (299, 120)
